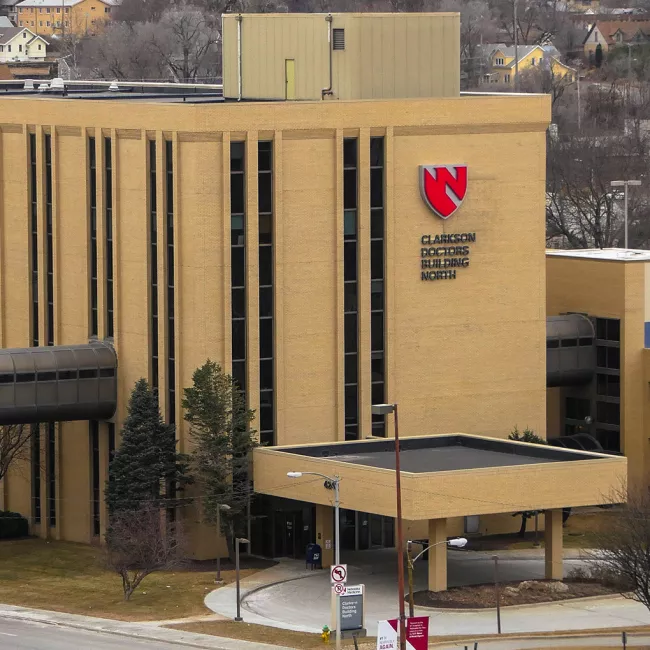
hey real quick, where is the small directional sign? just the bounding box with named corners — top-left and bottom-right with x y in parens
top-left (333, 583), bottom-right (346, 595)
top-left (330, 564), bottom-right (347, 584)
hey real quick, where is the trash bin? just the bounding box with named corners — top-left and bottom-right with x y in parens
top-left (306, 543), bottom-right (322, 570)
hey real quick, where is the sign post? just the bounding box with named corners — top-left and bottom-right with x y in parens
top-left (336, 585), bottom-right (365, 637)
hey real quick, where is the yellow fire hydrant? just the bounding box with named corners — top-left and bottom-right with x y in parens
top-left (321, 625), bottom-right (331, 644)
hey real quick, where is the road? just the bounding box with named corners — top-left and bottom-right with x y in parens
top-left (0, 618), bottom-right (192, 650)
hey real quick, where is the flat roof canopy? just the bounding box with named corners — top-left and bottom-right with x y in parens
top-left (253, 434), bottom-right (627, 520)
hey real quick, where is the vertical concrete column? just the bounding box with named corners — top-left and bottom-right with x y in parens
top-left (427, 517), bottom-right (447, 592)
top-left (316, 504), bottom-right (334, 568)
top-left (544, 509), bottom-right (563, 580)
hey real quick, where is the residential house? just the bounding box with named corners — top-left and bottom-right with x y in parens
top-left (481, 43), bottom-right (576, 86)
top-left (564, 0), bottom-right (601, 11)
top-left (583, 19), bottom-right (650, 59)
top-left (15, 0), bottom-right (117, 37)
top-left (0, 0), bottom-right (19, 24)
top-left (0, 26), bottom-right (46, 62)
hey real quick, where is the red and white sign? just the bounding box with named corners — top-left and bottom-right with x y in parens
top-left (376, 617), bottom-right (429, 650)
top-left (333, 583), bottom-right (363, 596)
top-left (419, 165), bottom-right (468, 220)
top-left (330, 564), bottom-right (347, 584)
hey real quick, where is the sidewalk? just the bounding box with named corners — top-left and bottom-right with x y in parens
top-left (204, 559), bottom-right (322, 632)
top-left (203, 550), bottom-right (650, 637)
top-left (0, 604), bottom-right (285, 650)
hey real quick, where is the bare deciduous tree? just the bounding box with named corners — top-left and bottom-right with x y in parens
top-left (152, 7), bottom-right (220, 82)
top-left (546, 125), bottom-right (650, 249)
top-left (105, 506), bottom-right (186, 601)
top-left (585, 487), bottom-right (650, 609)
top-left (0, 424), bottom-right (35, 483)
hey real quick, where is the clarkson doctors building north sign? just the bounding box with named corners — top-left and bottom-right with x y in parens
top-left (419, 164), bottom-right (475, 282)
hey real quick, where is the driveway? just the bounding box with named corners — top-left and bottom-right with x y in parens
top-left (205, 548), bottom-right (650, 637)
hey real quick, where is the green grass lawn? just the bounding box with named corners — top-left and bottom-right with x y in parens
top-left (0, 538), bottom-right (260, 621)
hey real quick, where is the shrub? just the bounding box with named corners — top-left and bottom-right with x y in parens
top-left (0, 511), bottom-right (28, 539)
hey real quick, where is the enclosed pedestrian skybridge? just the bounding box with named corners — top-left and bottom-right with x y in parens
top-left (546, 314), bottom-right (596, 388)
top-left (0, 342), bottom-right (117, 425)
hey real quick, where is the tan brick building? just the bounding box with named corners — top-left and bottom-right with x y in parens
top-left (0, 14), bottom-right (631, 590)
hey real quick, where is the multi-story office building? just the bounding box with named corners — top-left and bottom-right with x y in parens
top-left (0, 13), bottom-right (629, 591)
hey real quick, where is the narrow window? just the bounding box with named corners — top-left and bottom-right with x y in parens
top-left (31, 424), bottom-right (40, 524)
top-left (258, 141), bottom-right (274, 446)
top-left (45, 134), bottom-right (53, 346)
top-left (343, 138), bottom-right (359, 440)
top-left (165, 140), bottom-right (175, 424)
top-left (104, 137), bottom-right (114, 338)
top-left (149, 141), bottom-right (158, 389)
top-left (47, 422), bottom-right (55, 526)
top-left (370, 137), bottom-right (386, 437)
top-left (89, 137), bottom-right (98, 336)
top-left (231, 141), bottom-right (246, 396)
top-left (108, 422), bottom-right (115, 466)
top-left (90, 421), bottom-right (100, 536)
top-left (29, 133), bottom-right (38, 346)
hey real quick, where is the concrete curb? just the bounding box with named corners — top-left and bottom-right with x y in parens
top-left (0, 605), bottom-right (284, 650)
top-left (415, 592), bottom-right (628, 613)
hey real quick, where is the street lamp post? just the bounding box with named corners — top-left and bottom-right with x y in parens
top-left (611, 179), bottom-right (642, 248)
top-left (234, 536), bottom-right (250, 622)
top-left (287, 471), bottom-right (341, 650)
top-left (215, 503), bottom-right (232, 584)
top-left (371, 402), bottom-right (405, 650)
top-left (406, 538), bottom-right (467, 618)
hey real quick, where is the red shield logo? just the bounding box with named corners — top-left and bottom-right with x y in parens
top-left (419, 165), bottom-right (468, 219)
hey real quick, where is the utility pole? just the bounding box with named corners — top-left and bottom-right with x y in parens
top-left (611, 179), bottom-right (642, 249)
top-left (514, 0), bottom-right (519, 91)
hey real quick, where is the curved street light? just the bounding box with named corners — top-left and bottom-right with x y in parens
top-left (287, 471), bottom-right (341, 650)
top-left (406, 537), bottom-right (468, 617)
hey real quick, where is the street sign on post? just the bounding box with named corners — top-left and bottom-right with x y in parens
top-left (340, 590), bottom-right (363, 632)
top-left (330, 564), bottom-right (347, 584)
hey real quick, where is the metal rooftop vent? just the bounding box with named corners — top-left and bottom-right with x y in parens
top-left (333, 28), bottom-right (345, 50)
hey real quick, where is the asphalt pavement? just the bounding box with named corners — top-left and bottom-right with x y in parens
top-left (0, 618), bottom-right (188, 650)
top-left (205, 549), bottom-right (650, 636)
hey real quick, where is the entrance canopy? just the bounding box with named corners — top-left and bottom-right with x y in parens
top-left (253, 434), bottom-right (627, 520)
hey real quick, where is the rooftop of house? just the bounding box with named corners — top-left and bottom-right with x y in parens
top-left (547, 248), bottom-right (650, 262)
top-left (587, 19), bottom-right (650, 44)
top-left (0, 27), bottom-right (42, 45)
top-left (483, 43), bottom-right (561, 67)
top-left (15, 0), bottom-right (118, 7)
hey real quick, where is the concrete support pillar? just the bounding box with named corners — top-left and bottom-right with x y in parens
top-left (316, 504), bottom-right (334, 568)
top-left (544, 509), bottom-right (563, 580)
top-left (427, 517), bottom-right (447, 592)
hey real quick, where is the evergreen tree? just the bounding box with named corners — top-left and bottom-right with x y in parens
top-left (595, 43), bottom-right (603, 69)
top-left (182, 360), bottom-right (257, 555)
top-left (106, 378), bottom-right (190, 514)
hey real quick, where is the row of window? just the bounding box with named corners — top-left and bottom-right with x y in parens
top-left (563, 317), bottom-right (621, 454)
top-left (343, 138), bottom-right (359, 441)
top-left (19, 6), bottom-right (71, 12)
top-left (19, 21), bottom-right (69, 28)
top-left (0, 367), bottom-right (115, 383)
top-left (165, 140), bottom-right (176, 425)
top-left (370, 137), bottom-right (386, 438)
top-left (258, 141), bottom-right (274, 446)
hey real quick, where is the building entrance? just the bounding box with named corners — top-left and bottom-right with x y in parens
top-left (341, 509), bottom-right (395, 551)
